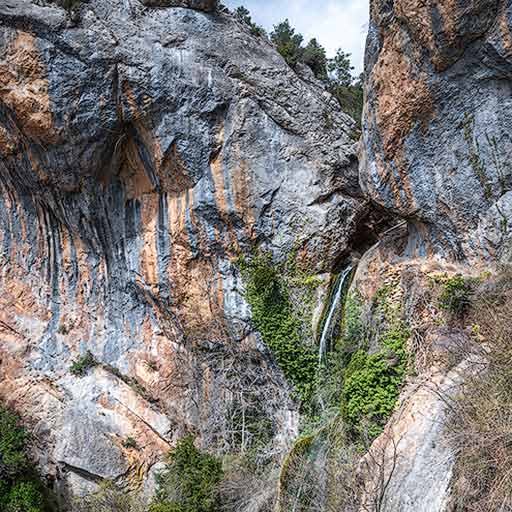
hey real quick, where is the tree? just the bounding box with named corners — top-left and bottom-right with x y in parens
top-left (354, 72), bottom-right (365, 89)
top-left (270, 19), bottom-right (304, 68)
top-left (328, 49), bottom-right (355, 87)
top-left (303, 38), bottom-right (328, 81)
top-left (234, 6), bottom-right (266, 37)
top-left (234, 6), bottom-right (251, 24)
top-left (151, 436), bottom-right (223, 512)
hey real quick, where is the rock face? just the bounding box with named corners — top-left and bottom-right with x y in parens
top-left (350, 236), bottom-right (474, 512)
top-left (360, 5), bottom-right (512, 500)
top-left (361, 0), bottom-right (512, 260)
top-left (139, 0), bottom-right (217, 10)
top-left (0, 0), bottom-right (366, 499)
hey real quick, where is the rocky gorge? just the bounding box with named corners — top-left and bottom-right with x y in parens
top-left (0, 0), bottom-right (511, 511)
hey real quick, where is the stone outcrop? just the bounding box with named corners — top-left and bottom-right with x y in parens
top-left (350, 233), bottom-right (477, 512)
top-left (139, 0), bottom-right (217, 10)
top-left (358, 4), bottom-right (512, 503)
top-left (361, 0), bottom-right (512, 260)
top-left (0, 0), bottom-right (366, 499)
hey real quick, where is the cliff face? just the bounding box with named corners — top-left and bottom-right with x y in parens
top-left (356, 2), bottom-right (512, 509)
top-left (0, 0), bottom-right (366, 499)
top-left (2, 0), bottom-right (511, 510)
top-left (362, 0), bottom-right (512, 260)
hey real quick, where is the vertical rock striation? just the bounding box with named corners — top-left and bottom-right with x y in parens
top-left (0, 0), bottom-right (367, 498)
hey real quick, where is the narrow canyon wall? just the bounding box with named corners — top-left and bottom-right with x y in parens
top-left (361, 0), bottom-right (512, 260)
top-left (0, 0), bottom-right (367, 499)
top-left (357, 1), bottom-right (512, 510)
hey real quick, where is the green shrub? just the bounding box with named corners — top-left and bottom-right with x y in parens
top-left (123, 437), bottom-right (138, 450)
top-left (0, 406), bottom-right (30, 476)
top-left (4, 481), bottom-right (44, 512)
top-left (270, 19), bottom-right (304, 69)
top-left (438, 274), bottom-right (472, 317)
top-left (239, 255), bottom-right (318, 404)
top-left (151, 435), bottom-right (223, 512)
top-left (0, 406), bottom-right (47, 512)
top-left (234, 6), bottom-right (266, 37)
top-left (145, 360), bottom-right (158, 372)
top-left (340, 292), bottom-right (364, 349)
top-left (342, 322), bottom-right (409, 439)
top-left (69, 351), bottom-right (97, 377)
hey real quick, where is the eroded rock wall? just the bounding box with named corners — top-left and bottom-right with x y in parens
top-left (0, 0), bottom-right (367, 499)
top-left (350, 233), bottom-right (474, 512)
top-left (361, 0), bottom-right (512, 260)
top-left (358, 3), bottom-right (512, 508)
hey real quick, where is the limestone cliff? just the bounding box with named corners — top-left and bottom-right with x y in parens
top-left (0, 0), bottom-right (366, 501)
top-left (355, 2), bottom-right (512, 510)
top-left (362, 0), bottom-right (512, 260)
top-left (1, 0), bottom-right (512, 510)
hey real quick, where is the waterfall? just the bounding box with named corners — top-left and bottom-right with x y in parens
top-left (318, 265), bottom-right (352, 363)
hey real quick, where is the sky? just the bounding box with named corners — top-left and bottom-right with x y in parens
top-left (223, 0), bottom-right (369, 74)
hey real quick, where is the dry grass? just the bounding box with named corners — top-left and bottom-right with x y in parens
top-left (447, 266), bottom-right (512, 512)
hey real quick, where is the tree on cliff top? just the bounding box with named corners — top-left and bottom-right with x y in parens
top-left (328, 49), bottom-right (355, 87)
top-left (234, 6), bottom-right (266, 37)
top-left (303, 38), bottom-right (328, 81)
top-left (270, 19), bottom-right (304, 68)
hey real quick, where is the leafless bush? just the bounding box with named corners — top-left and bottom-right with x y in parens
top-left (218, 456), bottom-right (278, 512)
top-left (358, 424), bottom-right (402, 512)
top-left (446, 266), bottom-right (512, 512)
top-left (71, 481), bottom-right (146, 512)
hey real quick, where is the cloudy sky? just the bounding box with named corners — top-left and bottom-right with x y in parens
top-left (223, 0), bottom-right (369, 74)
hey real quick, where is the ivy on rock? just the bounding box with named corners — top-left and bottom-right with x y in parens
top-left (238, 254), bottom-right (318, 406)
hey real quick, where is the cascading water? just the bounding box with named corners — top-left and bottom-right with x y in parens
top-left (318, 265), bottom-right (353, 364)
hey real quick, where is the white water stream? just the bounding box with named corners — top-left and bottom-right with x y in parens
top-left (318, 265), bottom-right (352, 363)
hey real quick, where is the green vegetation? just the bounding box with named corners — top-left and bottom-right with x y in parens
top-left (102, 363), bottom-right (157, 404)
top-left (69, 351), bottom-right (97, 377)
top-left (234, 6), bottom-right (266, 37)
top-left (270, 18), bottom-right (363, 124)
top-left (57, 324), bottom-right (69, 335)
top-left (341, 292), bottom-right (364, 349)
top-left (145, 360), bottom-right (159, 372)
top-left (0, 405), bottom-right (48, 512)
top-left (437, 274), bottom-right (473, 318)
top-left (303, 39), bottom-right (328, 81)
top-left (239, 254), bottom-right (318, 405)
top-left (268, 18), bottom-right (363, 123)
top-left (151, 435), bottom-right (223, 512)
top-left (327, 50), bottom-right (364, 124)
top-left (341, 321), bottom-right (409, 439)
top-left (122, 437), bottom-right (138, 450)
top-left (270, 19), bottom-right (305, 68)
